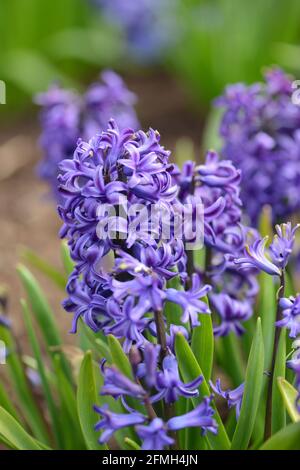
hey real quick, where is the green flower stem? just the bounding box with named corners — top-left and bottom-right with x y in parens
top-left (264, 271), bottom-right (285, 440)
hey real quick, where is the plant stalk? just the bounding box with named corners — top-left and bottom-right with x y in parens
top-left (264, 271), bottom-right (285, 440)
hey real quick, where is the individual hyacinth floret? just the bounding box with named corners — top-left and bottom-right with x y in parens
top-left (234, 222), bottom-right (299, 277)
top-left (277, 295), bottom-right (300, 338)
top-left (36, 70), bottom-right (139, 200)
top-left (216, 67), bottom-right (300, 226)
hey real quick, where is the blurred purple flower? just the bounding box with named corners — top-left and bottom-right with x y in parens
top-left (217, 67), bottom-right (300, 225)
top-left (136, 418), bottom-right (174, 450)
top-left (277, 295), bottom-right (300, 338)
top-left (150, 355), bottom-right (203, 404)
top-left (166, 274), bottom-right (211, 326)
top-left (210, 293), bottom-right (252, 337)
top-left (93, 0), bottom-right (179, 64)
top-left (36, 70), bottom-right (139, 200)
top-left (168, 396), bottom-right (218, 436)
top-left (210, 379), bottom-right (244, 419)
top-left (94, 404), bottom-right (146, 444)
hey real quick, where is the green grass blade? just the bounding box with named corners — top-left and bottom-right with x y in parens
top-left (60, 241), bottom-right (75, 277)
top-left (107, 334), bottom-right (133, 379)
top-left (0, 407), bottom-right (41, 450)
top-left (77, 351), bottom-right (106, 450)
top-left (53, 354), bottom-right (86, 450)
top-left (21, 299), bottom-right (63, 448)
top-left (259, 272), bottom-right (277, 370)
top-left (17, 264), bottom-right (71, 380)
top-left (22, 248), bottom-right (66, 290)
top-left (277, 377), bottom-right (300, 423)
top-left (260, 422), bottom-right (300, 450)
top-left (231, 318), bottom-right (264, 450)
top-left (191, 313), bottom-right (214, 382)
top-left (175, 332), bottom-right (231, 450)
top-left (271, 329), bottom-right (286, 434)
top-left (0, 380), bottom-right (20, 421)
top-left (0, 326), bottom-right (49, 443)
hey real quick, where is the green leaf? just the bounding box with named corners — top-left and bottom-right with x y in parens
top-left (22, 247), bottom-right (66, 290)
top-left (231, 318), bottom-right (264, 450)
top-left (259, 272), bottom-right (277, 370)
top-left (77, 351), bottom-right (106, 450)
top-left (17, 264), bottom-right (62, 348)
top-left (217, 333), bottom-right (245, 387)
top-left (260, 422), bottom-right (300, 450)
top-left (53, 354), bottom-right (86, 450)
top-left (17, 264), bottom-right (71, 380)
top-left (277, 377), bottom-right (300, 423)
top-left (124, 437), bottom-right (141, 450)
top-left (191, 313), bottom-right (214, 381)
top-left (175, 332), bottom-right (231, 450)
top-left (258, 205), bottom-right (273, 238)
top-left (271, 329), bottom-right (286, 433)
top-left (60, 241), bottom-right (74, 277)
top-left (164, 274), bottom-right (184, 328)
top-left (107, 335), bottom-right (133, 379)
top-left (78, 318), bottom-right (111, 361)
top-left (0, 407), bottom-right (41, 450)
top-left (21, 299), bottom-right (63, 449)
top-left (0, 325), bottom-right (49, 444)
top-left (0, 381), bottom-right (20, 421)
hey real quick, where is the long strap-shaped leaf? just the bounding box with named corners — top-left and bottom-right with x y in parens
top-left (277, 377), bottom-right (300, 423)
top-left (260, 422), bottom-right (300, 450)
top-left (231, 318), bottom-right (264, 450)
top-left (0, 325), bottom-right (49, 443)
top-left (271, 328), bottom-right (286, 433)
top-left (17, 264), bottom-right (71, 381)
top-left (175, 332), bottom-right (231, 450)
top-left (0, 407), bottom-right (42, 450)
top-left (77, 351), bottom-right (107, 450)
top-left (22, 299), bottom-right (63, 449)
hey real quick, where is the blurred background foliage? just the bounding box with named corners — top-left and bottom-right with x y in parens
top-left (1, 0), bottom-right (300, 113)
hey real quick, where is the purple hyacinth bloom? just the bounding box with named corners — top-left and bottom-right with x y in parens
top-left (136, 342), bottom-right (161, 388)
top-left (235, 236), bottom-right (281, 276)
top-left (94, 0), bottom-right (178, 64)
top-left (105, 297), bottom-right (151, 353)
top-left (210, 293), bottom-right (253, 337)
top-left (94, 404), bottom-right (146, 444)
top-left (277, 295), bottom-right (300, 338)
top-left (269, 223), bottom-right (300, 270)
top-left (100, 362), bottom-right (146, 399)
top-left (216, 67), bottom-right (300, 226)
top-left (210, 379), bottom-right (244, 419)
top-left (168, 396), bottom-right (218, 436)
top-left (0, 315), bottom-right (11, 329)
top-left (150, 355), bottom-right (203, 404)
top-left (36, 70), bottom-right (139, 200)
top-left (136, 418), bottom-right (174, 450)
top-left (287, 339), bottom-right (300, 412)
top-left (235, 222), bottom-right (299, 276)
top-left (166, 274), bottom-right (211, 326)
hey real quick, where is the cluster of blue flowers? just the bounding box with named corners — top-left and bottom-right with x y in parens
top-left (49, 64), bottom-right (300, 446)
top-left (36, 70), bottom-right (139, 200)
top-left (217, 67), bottom-right (300, 226)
